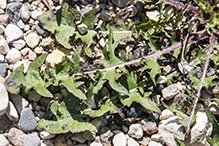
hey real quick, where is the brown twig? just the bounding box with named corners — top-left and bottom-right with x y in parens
top-left (185, 34), bottom-right (217, 145)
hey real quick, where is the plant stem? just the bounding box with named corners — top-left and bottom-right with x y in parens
top-left (185, 34), bottom-right (216, 145)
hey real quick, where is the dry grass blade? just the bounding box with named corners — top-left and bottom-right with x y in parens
top-left (185, 34), bottom-right (217, 145)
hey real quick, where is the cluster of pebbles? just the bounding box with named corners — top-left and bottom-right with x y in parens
top-left (0, 0), bottom-right (219, 146)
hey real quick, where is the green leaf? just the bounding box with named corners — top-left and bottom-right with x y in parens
top-left (85, 47), bottom-right (93, 58)
top-left (84, 99), bottom-right (117, 117)
top-left (5, 54), bottom-right (53, 97)
top-left (141, 59), bottom-right (162, 85)
top-left (80, 9), bottom-right (97, 30)
top-left (206, 109), bottom-right (219, 143)
top-left (121, 90), bottom-right (161, 113)
top-left (38, 3), bottom-right (79, 49)
top-left (38, 101), bottom-right (97, 134)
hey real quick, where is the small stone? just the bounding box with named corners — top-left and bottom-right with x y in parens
top-left (6, 48), bottom-right (22, 64)
top-left (208, 102), bottom-right (219, 115)
top-left (100, 127), bottom-right (111, 146)
top-left (28, 90), bottom-right (41, 102)
top-left (24, 133), bottom-right (41, 146)
top-left (20, 3), bottom-right (30, 22)
top-left (127, 5), bottom-right (138, 17)
top-left (20, 108), bottom-right (37, 133)
top-left (6, 2), bottom-right (22, 24)
top-left (146, 10), bottom-right (160, 21)
top-left (111, 0), bottom-right (131, 7)
top-left (0, 83), bottom-right (9, 116)
top-left (20, 47), bottom-right (31, 56)
top-left (24, 32), bottom-right (40, 48)
top-left (0, 134), bottom-right (9, 146)
top-left (10, 94), bottom-right (29, 114)
top-left (157, 76), bottom-right (167, 84)
top-left (46, 50), bottom-right (65, 67)
top-left (40, 131), bottom-right (56, 140)
top-left (24, 24), bottom-right (30, 31)
top-left (71, 133), bottom-right (86, 143)
top-left (90, 136), bottom-right (103, 146)
top-left (142, 121), bottom-right (158, 135)
top-left (189, 110), bottom-right (212, 146)
top-left (35, 24), bottom-right (47, 37)
top-left (0, 25), bottom-right (5, 34)
top-left (31, 10), bottom-right (43, 20)
top-left (4, 24), bottom-right (23, 43)
top-left (0, 54), bottom-right (4, 63)
top-left (77, 23), bottom-right (87, 35)
top-left (8, 127), bottom-right (27, 146)
top-left (151, 134), bottom-right (162, 142)
top-left (34, 47), bottom-right (43, 54)
top-left (99, 38), bottom-right (106, 48)
top-left (13, 59), bottom-right (31, 73)
top-left (0, 38), bottom-right (10, 55)
top-left (127, 137), bottom-right (139, 146)
top-left (28, 50), bottom-right (37, 61)
top-left (0, 75), bottom-right (5, 83)
top-left (17, 19), bottom-right (25, 29)
top-left (99, 10), bottom-right (112, 22)
top-left (148, 141), bottom-right (163, 146)
top-left (40, 97), bottom-right (51, 107)
top-left (160, 109), bottom-right (175, 120)
top-left (128, 123), bottom-right (143, 139)
top-left (82, 131), bottom-right (95, 141)
top-left (12, 39), bottom-right (26, 50)
top-left (163, 6), bottom-right (174, 17)
top-left (122, 125), bottom-right (129, 133)
top-left (0, 63), bottom-right (7, 77)
top-left (0, 14), bottom-right (9, 26)
top-left (41, 139), bottom-right (54, 146)
top-left (54, 135), bottom-right (67, 146)
top-left (112, 132), bottom-right (127, 146)
top-left (54, 93), bottom-right (64, 101)
top-left (90, 96), bottom-right (101, 110)
top-left (158, 116), bottom-right (184, 146)
top-left (161, 83), bottom-right (179, 100)
top-left (6, 101), bottom-right (19, 121)
top-left (91, 117), bottom-right (108, 131)
top-left (0, 0), bottom-right (6, 9)
top-left (41, 37), bottom-right (53, 48)
top-left (213, 85), bottom-right (219, 98)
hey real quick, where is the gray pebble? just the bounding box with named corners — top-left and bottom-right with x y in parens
top-left (111, 0), bottom-right (130, 7)
top-left (0, 37), bottom-right (10, 55)
top-left (10, 94), bottom-right (29, 114)
top-left (0, 63), bottom-right (7, 77)
top-left (20, 108), bottom-right (37, 133)
top-left (99, 10), bottom-right (112, 22)
top-left (6, 2), bottom-right (22, 24)
top-left (20, 3), bottom-right (30, 22)
top-left (24, 133), bottom-right (40, 146)
top-left (12, 39), bottom-right (26, 50)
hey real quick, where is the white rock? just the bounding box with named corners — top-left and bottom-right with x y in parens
top-left (90, 136), bottom-right (103, 146)
top-left (0, 134), bottom-right (9, 146)
top-left (20, 3), bottom-right (30, 22)
top-left (6, 48), bottom-right (22, 64)
top-left (157, 76), bottom-right (167, 84)
top-left (151, 134), bottom-right (162, 142)
top-left (10, 94), bottom-right (29, 114)
top-left (40, 131), bottom-right (56, 140)
top-left (158, 116), bottom-right (184, 146)
top-left (17, 20), bottom-right (25, 29)
top-left (128, 123), bottom-right (143, 139)
top-left (160, 109), bottom-right (175, 120)
top-left (20, 47), bottom-right (31, 56)
top-left (24, 24), bottom-right (30, 31)
top-left (4, 24), bottom-right (23, 43)
top-left (28, 50), bottom-right (37, 61)
top-left (0, 83), bottom-right (9, 116)
top-left (41, 139), bottom-right (54, 146)
top-left (0, 25), bottom-right (5, 34)
top-left (24, 33), bottom-right (40, 48)
top-left (0, 54), bottom-right (4, 62)
top-left (127, 137), bottom-right (139, 146)
top-left (6, 101), bottom-right (19, 121)
top-left (161, 84), bottom-right (179, 100)
top-left (99, 38), bottom-right (106, 48)
top-left (77, 23), bottom-right (88, 35)
top-left (13, 59), bottom-right (31, 73)
top-left (12, 39), bottom-right (26, 50)
top-left (0, 0), bottom-right (6, 9)
top-left (148, 141), bottom-right (163, 146)
top-left (46, 50), bottom-right (65, 67)
top-left (146, 10), bottom-right (160, 22)
top-left (0, 37), bottom-right (10, 55)
top-left (113, 132), bottom-right (127, 146)
top-left (41, 38), bottom-right (53, 47)
top-left (31, 10), bottom-right (43, 20)
top-left (189, 110), bottom-right (212, 146)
